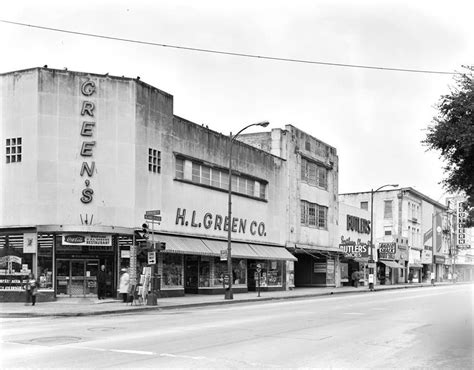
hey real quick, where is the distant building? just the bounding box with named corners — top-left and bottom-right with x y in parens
top-left (339, 187), bottom-right (449, 284)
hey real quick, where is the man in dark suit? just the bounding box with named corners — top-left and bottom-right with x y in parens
top-left (97, 265), bottom-right (107, 299)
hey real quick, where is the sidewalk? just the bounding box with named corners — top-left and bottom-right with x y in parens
top-left (0, 282), bottom-right (459, 318)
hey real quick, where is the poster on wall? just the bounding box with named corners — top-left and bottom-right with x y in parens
top-left (23, 233), bottom-right (37, 254)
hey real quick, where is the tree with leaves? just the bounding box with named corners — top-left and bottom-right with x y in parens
top-left (424, 65), bottom-right (474, 226)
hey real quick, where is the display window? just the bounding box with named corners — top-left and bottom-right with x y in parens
top-left (37, 234), bottom-right (53, 289)
top-left (162, 254), bottom-right (183, 288)
top-left (256, 260), bottom-right (283, 287)
top-left (199, 257), bottom-right (211, 287)
top-left (211, 258), bottom-right (247, 287)
top-left (0, 234), bottom-right (33, 291)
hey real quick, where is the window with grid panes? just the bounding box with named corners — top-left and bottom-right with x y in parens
top-left (175, 158), bottom-right (184, 179)
top-left (201, 165), bottom-right (211, 185)
top-left (384, 200), bottom-right (393, 219)
top-left (308, 162), bottom-right (317, 185)
top-left (259, 182), bottom-right (266, 199)
top-left (6, 137), bottom-right (22, 163)
top-left (221, 171), bottom-right (229, 190)
top-left (318, 205), bottom-right (327, 229)
top-left (148, 148), bottom-right (161, 173)
top-left (192, 162), bottom-right (201, 182)
top-left (317, 167), bottom-right (328, 189)
top-left (238, 177), bottom-right (246, 194)
top-left (308, 203), bottom-right (316, 226)
top-left (301, 201), bottom-right (307, 224)
top-left (246, 179), bottom-right (255, 197)
top-left (211, 168), bottom-right (220, 188)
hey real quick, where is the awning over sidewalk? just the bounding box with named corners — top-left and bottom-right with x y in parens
top-left (249, 243), bottom-right (297, 261)
top-left (202, 239), bottom-right (260, 259)
top-left (409, 263), bottom-right (423, 268)
top-left (151, 234), bottom-right (297, 261)
top-left (151, 235), bottom-right (214, 256)
top-left (380, 260), bottom-right (405, 269)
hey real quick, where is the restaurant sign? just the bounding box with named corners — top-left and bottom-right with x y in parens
top-left (378, 242), bottom-right (396, 260)
top-left (62, 234), bottom-right (112, 246)
top-left (339, 236), bottom-right (369, 258)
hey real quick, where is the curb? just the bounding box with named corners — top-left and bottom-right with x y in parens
top-left (0, 282), bottom-right (466, 318)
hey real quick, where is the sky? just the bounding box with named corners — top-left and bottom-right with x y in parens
top-left (1, 0), bottom-right (473, 203)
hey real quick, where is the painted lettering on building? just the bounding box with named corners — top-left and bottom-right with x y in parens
top-left (346, 214), bottom-right (370, 234)
top-left (175, 208), bottom-right (266, 236)
top-left (339, 236), bottom-right (369, 258)
top-left (79, 80), bottom-right (97, 203)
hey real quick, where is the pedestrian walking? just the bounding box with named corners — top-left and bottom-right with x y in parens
top-left (351, 271), bottom-right (359, 288)
top-left (119, 268), bottom-right (130, 303)
top-left (430, 271), bottom-right (435, 286)
top-left (97, 265), bottom-right (107, 300)
top-left (25, 273), bottom-right (39, 306)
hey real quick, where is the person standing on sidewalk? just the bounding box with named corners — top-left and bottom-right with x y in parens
top-left (430, 271), bottom-right (435, 286)
top-left (97, 265), bottom-right (107, 300)
top-left (351, 271), bottom-right (359, 288)
top-left (25, 273), bottom-right (39, 306)
top-left (119, 268), bottom-right (130, 303)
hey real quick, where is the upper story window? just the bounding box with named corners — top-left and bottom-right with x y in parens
top-left (360, 201), bottom-right (368, 210)
top-left (6, 137), bottom-right (22, 163)
top-left (148, 148), bottom-right (161, 173)
top-left (301, 157), bottom-right (328, 190)
top-left (384, 200), bottom-right (393, 219)
top-left (178, 156), bottom-right (266, 200)
top-left (300, 200), bottom-right (328, 229)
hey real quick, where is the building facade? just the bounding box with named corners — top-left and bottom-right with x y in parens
top-left (339, 187), bottom-right (449, 285)
top-left (1, 67), bottom-right (341, 301)
top-left (240, 126), bottom-right (340, 287)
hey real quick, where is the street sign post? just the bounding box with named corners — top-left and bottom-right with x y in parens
top-left (148, 251), bottom-right (156, 265)
top-left (256, 263), bottom-right (262, 297)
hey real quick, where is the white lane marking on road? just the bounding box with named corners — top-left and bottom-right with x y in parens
top-left (160, 353), bottom-right (207, 360)
top-left (110, 349), bottom-right (155, 355)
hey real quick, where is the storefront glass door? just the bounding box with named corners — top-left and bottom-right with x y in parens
top-left (56, 259), bottom-right (98, 297)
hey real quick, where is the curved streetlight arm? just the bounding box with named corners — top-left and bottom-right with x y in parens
top-left (225, 120), bottom-right (269, 300)
top-left (231, 121), bottom-right (270, 142)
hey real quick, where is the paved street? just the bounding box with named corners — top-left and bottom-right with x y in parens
top-left (1, 284), bottom-right (472, 369)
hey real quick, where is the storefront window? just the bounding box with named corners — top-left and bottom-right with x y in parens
top-left (199, 257), bottom-right (211, 287)
top-left (211, 259), bottom-right (247, 287)
top-left (162, 254), bottom-right (183, 287)
top-left (0, 234), bottom-right (33, 291)
top-left (37, 234), bottom-right (53, 289)
top-left (256, 260), bottom-right (283, 287)
top-left (212, 260), bottom-right (227, 287)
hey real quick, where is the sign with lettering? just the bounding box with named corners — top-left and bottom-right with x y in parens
top-left (62, 234), bottom-right (112, 246)
top-left (378, 242), bottom-right (396, 260)
top-left (421, 250), bottom-right (432, 264)
top-left (220, 249), bottom-right (228, 261)
top-left (79, 79), bottom-right (97, 204)
top-left (346, 215), bottom-right (370, 234)
top-left (339, 236), bottom-right (369, 258)
top-left (175, 208), bottom-right (266, 237)
top-left (148, 252), bottom-right (156, 265)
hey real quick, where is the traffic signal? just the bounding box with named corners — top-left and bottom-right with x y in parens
top-left (156, 242), bottom-right (166, 251)
top-left (141, 223), bottom-right (149, 240)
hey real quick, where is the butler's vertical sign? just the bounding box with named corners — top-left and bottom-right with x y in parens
top-left (79, 80), bottom-right (97, 203)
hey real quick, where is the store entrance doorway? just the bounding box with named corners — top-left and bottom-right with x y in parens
top-left (56, 259), bottom-right (99, 297)
top-left (184, 256), bottom-right (199, 294)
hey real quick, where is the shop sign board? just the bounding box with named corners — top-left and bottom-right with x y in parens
top-left (220, 249), bottom-right (228, 261)
top-left (434, 255), bottom-right (446, 264)
top-left (421, 250), bottom-right (433, 264)
top-left (339, 236), bottom-right (369, 258)
top-left (223, 273), bottom-right (231, 289)
top-left (313, 263), bottom-right (326, 273)
top-left (148, 252), bottom-right (156, 265)
top-left (378, 242), bottom-right (396, 260)
top-left (23, 233), bottom-right (37, 254)
top-left (62, 234), bottom-right (112, 246)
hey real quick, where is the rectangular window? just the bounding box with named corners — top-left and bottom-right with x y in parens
top-left (308, 203), bottom-right (316, 226)
top-left (192, 162), bottom-right (201, 183)
top-left (308, 162), bottom-right (317, 185)
top-left (247, 180), bottom-right (255, 197)
top-left (300, 200), bottom-right (328, 229)
top-left (238, 177), bottom-right (246, 194)
top-left (318, 205), bottom-right (328, 229)
top-left (201, 165), bottom-right (211, 185)
top-left (301, 159), bottom-right (308, 181)
top-left (384, 200), bottom-right (393, 219)
top-left (6, 137), bottom-right (22, 163)
top-left (317, 167), bottom-right (328, 189)
top-left (259, 182), bottom-right (266, 199)
top-left (175, 158), bottom-right (184, 179)
top-left (221, 171), bottom-right (229, 190)
top-left (210, 168), bottom-right (220, 188)
top-left (360, 201), bottom-right (368, 210)
top-left (148, 148), bottom-right (161, 173)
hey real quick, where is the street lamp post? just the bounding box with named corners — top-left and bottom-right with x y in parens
top-left (369, 184), bottom-right (398, 291)
top-left (225, 121), bottom-right (269, 300)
